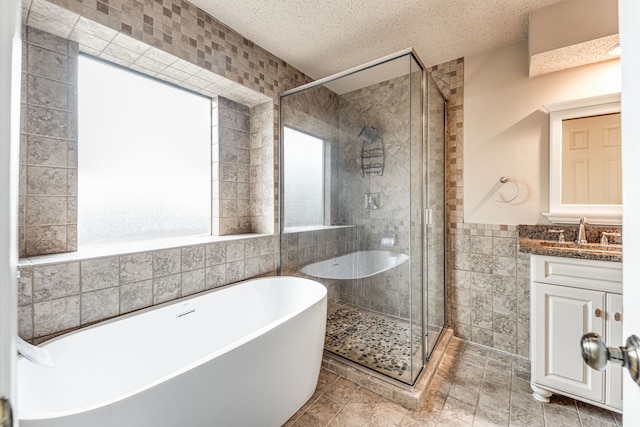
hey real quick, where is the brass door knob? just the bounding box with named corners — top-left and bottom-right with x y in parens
top-left (0, 397), bottom-right (13, 427)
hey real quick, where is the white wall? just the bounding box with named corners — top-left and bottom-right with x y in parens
top-left (464, 40), bottom-right (621, 225)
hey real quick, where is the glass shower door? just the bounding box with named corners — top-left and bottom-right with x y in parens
top-left (279, 51), bottom-right (445, 386)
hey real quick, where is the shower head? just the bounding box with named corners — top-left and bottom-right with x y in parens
top-left (358, 126), bottom-right (378, 144)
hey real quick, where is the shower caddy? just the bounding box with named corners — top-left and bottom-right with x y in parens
top-left (359, 126), bottom-right (385, 176)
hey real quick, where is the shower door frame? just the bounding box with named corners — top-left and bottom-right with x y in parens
top-left (423, 70), bottom-right (449, 362)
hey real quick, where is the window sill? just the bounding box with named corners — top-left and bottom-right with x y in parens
top-left (19, 233), bottom-right (273, 266)
top-left (282, 225), bottom-right (354, 234)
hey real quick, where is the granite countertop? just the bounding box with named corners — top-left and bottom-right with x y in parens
top-left (518, 238), bottom-right (622, 262)
top-left (518, 224), bottom-right (623, 263)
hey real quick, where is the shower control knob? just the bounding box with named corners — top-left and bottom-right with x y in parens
top-left (581, 332), bottom-right (640, 386)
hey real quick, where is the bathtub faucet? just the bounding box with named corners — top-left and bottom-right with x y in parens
top-left (17, 336), bottom-right (55, 367)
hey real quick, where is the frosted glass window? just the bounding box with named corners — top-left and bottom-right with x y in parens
top-left (78, 55), bottom-right (211, 247)
top-left (283, 127), bottom-right (324, 228)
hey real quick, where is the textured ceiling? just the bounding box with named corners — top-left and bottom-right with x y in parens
top-left (189, 0), bottom-right (564, 79)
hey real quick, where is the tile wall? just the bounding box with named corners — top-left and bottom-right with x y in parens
top-left (448, 225), bottom-right (529, 356)
top-left (249, 100), bottom-right (276, 234)
top-left (18, 235), bottom-right (278, 341)
top-left (22, 0), bottom-right (311, 100)
top-left (213, 97), bottom-right (274, 235)
top-left (214, 96), bottom-right (251, 235)
top-left (19, 26), bottom-right (79, 256)
top-left (19, 0), bottom-right (310, 256)
top-left (431, 59), bottom-right (530, 357)
top-left (18, 34), bottom-right (274, 254)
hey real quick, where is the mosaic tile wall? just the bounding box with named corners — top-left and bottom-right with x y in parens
top-left (22, 0), bottom-right (312, 100)
top-left (19, 26), bottom-right (79, 256)
top-left (430, 58), bottom-right (530, 357)
top-left (18, 235), bottom-right (278, 341)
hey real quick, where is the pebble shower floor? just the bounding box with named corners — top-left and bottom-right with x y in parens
top-left (325, 303), bottom-right (422, 383)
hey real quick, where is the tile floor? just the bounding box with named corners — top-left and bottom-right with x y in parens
top-left (284, 337), bottom-right (622, 426)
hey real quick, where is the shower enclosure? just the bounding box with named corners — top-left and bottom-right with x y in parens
top-left (279, 49), bottom-right (446, 386)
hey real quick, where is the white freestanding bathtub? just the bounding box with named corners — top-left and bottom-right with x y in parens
top-left (18, 276), bottom-right (327, 427)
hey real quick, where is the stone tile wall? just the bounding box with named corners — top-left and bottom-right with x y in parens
top-left (448, 225), bottom-right (529, 356)
top-left (20, 0), bottom-right (312, 255)
top-left (431, 58), bottom-right (530, 357)
top-left (213, 97), bottom-right (275, 235)
top-left (215, 96), bottom-right (251, 235)
top-left (23, 0), bottom-right (312, 100)
top-left (19, 33), bottom-right (272, 254)
top-left (19, 26), bottom-right (79, 256)
top-left (18, 235), bottom-right (278, 341)
top-left (249, 100), bottom-right (276, 234)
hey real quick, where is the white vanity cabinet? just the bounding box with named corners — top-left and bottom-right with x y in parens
top-left (530, 255), bottom-right (622, 412)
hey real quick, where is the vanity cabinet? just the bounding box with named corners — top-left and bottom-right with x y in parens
top-left (530, 255), bottom-right (622, 412)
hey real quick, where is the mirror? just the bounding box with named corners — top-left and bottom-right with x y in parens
top-left (543, 93), bottom-right (621, 224)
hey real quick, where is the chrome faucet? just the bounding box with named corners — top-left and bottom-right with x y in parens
top-left (576, 217), bottom-right (588, 244)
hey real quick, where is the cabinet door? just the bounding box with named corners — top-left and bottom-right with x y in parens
top-left (606, 293), bottom-right (623, 410)
top-left (532, 282), bottom-right (605, 402)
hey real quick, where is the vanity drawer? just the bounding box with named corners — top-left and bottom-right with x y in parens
top-left (532, 255), bottom-right (622, 292)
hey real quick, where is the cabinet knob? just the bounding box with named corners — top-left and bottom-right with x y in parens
top-left (581, 333), bottom-right (640, 386)
top-left (615, 312), bottom-right (622, 322)
top-left (595, 308), bottom-right (602, 318)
